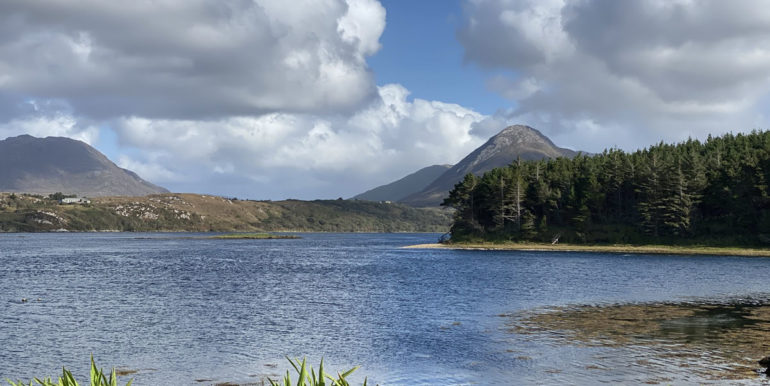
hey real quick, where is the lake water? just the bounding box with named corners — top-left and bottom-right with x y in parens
top-left (2, 233), bottom-right (770, 385)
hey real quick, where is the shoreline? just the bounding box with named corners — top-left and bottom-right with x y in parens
top-left (403, 242), bottom-right (770, 257)
top-left (0, 230), bottom-right (445, 234)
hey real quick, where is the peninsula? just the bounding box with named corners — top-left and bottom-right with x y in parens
top-left (404, 242), bottom-right (770, 257)
top-left (441, 130), bottom-right (770, 250)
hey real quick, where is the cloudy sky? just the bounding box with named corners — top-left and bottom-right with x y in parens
top-left (2, 0), bottom-right (770, 199)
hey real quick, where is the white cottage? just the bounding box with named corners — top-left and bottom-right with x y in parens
top-left (60, 197), bottom-right (91, 204)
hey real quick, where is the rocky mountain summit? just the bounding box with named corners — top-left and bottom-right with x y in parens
top-left (400, 125), bottom-right (578, 207)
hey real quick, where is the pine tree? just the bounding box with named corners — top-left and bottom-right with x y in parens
top-left (443, 173), bottom-right (481, 237)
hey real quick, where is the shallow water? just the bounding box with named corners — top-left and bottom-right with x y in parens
top-left (510, 298), bottom-right (770, 384)
top-left (2, 233), bottom-right (770, 385)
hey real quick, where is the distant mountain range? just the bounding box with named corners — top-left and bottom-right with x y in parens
top-left (2, 125), bottom-right (576, 206)
top-left (0, 135), bottom-right (167, 197)
top-left (357, 125), bottom-right (579, 207)
top-left (353, 164), bottom-right (452, 202)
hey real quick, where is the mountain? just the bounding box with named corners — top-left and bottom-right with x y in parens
top-left (353, 164), bottom-right (452, 202)
top-left (401, 125), bottom-right (578, 207)
top-left (0, 134), bottom-right (168, 197)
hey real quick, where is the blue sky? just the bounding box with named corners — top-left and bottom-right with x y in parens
top-left (369, 0), bottom-right (511, 115)
top-left (2, 0), bottom-right (770, 199)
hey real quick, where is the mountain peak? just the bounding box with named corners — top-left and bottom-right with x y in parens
top-left (0, 135), bottom-right (168, 196)
top-left (400, 124), bottom-right (578, 207)
top-left (472, 125), bottom-right (565, 168)
top-left (499, 124), bottom-right (536, 134)
top-left (6, 134), bottom-right (37, 142)
top-left (490, 125), bottom-right (562, 149)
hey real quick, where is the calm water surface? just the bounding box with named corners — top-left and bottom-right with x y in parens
top-left (2, 233), bottom-right (770, 385)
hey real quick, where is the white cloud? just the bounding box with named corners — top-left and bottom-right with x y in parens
top-left (338, 0), bottom-right (386, 56)
top-left (459, 0), bottom-right (770, 152)
top-left (117, 155), bottom-right (181, 183)
top-left (108, 84), bottom-right (488, 199)
top-left (0, 113), bottom-right (99, 145)
top-left (0, 0), bottom-right (384, 119)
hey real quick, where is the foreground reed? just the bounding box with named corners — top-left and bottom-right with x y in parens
top-left (269, 357), bottom-right (365, 386)
top-left (6, 356), bottom-right (133, 386)
top-left (7, 356), bottom-right (366, 386)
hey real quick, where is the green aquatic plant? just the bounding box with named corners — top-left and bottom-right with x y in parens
top-left (268, 357), bottom-right (366, 386)
top-left (210, 232), bottom-right (301, 239)
top-left (6, 356), bottom-right (133, 386)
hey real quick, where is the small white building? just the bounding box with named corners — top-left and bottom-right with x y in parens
top-left (60, 197), bottom-right (91, 204)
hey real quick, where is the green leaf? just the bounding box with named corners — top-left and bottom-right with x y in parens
top-left (285, 356), bottom-right (301, 374)
top-left (317, 358), bottom-right (325, 386)
top-left (90, 356), bottom-right (98, 386)
top-left (62, 368), bottom-right (77, 386)
top-left (339, 366), bottom-right (358, 379)
top-left (298, 358), bottom-right (307, 386)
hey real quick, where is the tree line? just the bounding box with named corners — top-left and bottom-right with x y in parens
top-left (442, 130), bottom-right (770, 245)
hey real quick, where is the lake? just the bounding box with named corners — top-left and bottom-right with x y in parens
top-left (2, 233), bottom-right (770, 385)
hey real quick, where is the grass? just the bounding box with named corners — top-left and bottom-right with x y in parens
top-left (404, 241), bottom-right (770, 257)
top-left (210, 232), bottom-right (301, 240)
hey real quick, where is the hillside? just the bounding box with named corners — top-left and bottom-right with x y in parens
top-left (353, 164), bottom-right (452, 202)
top-left (0, 135), bottom-right (167, 196)
top-left (401, 125), bottom-right (577, 207)
top-left (0, 193), bottom-right (452, 233)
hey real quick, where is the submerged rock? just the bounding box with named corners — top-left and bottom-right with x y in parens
top-left (760, 356), bottom-right (770, 367)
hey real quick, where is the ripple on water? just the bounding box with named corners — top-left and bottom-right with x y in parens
top-left (4, 233), bottom-right (770, 385)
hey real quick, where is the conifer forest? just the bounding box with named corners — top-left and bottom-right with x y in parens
top-left (443, 131), bottom-right (770, 246)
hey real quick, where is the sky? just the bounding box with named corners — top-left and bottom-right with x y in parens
top-left (1, 0), bottom-right (770, 199)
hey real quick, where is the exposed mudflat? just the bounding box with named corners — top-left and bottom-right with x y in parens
top-left (506, 297), bottom-right (770, 383)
